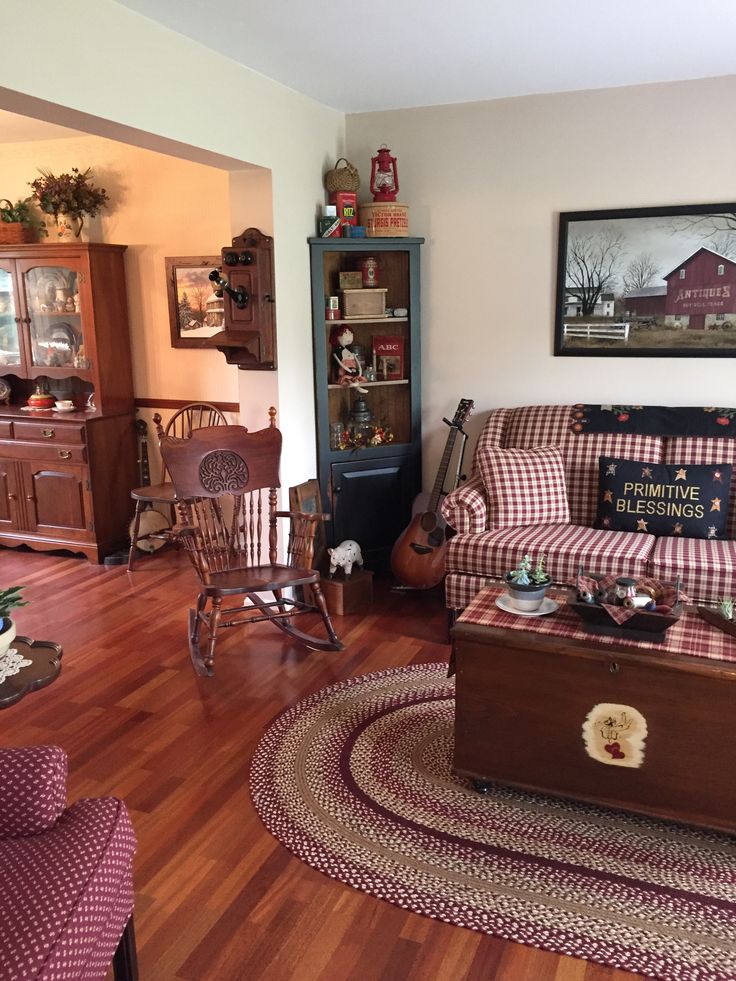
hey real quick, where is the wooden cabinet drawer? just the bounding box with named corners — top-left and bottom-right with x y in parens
top-left (12, 421), bottom-right (86, 444)
top-left (1, 441), bottom-right (88, 464)
top-left (0, 422), bottom-right (11, 439)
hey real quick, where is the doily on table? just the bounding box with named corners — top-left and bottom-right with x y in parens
top-left (0, 649), bottom-right (32, 684)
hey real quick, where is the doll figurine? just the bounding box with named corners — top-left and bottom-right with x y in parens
top-left (329, 325), bottom-right (367, 392)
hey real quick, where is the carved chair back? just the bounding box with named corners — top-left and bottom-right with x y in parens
top-left (161, 422), bottom-right (316, 580)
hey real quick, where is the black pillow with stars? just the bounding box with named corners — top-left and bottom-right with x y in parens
top-left (596, 456), bottom-right (732, 539)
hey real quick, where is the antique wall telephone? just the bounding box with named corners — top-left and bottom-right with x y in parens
top-left (210, 227), bottom-right (276, 369)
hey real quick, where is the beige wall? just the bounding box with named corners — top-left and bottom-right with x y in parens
top-left (0, 133), bottom-right (237, 404)
top-left (0, 0), bottom-right (345, 491)
top-left (346, 76), bottom-right (736, 482)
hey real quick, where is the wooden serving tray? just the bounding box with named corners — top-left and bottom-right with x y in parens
top-left (567, 596), bottom-right (682, 643)
top-left (697, 606), bottom-right (736, 640)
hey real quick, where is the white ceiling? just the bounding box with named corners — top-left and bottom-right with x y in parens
top-left (113, 0), bottom-right (736, 113)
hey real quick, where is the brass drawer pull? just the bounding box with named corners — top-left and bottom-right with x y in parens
top-left (609, 661), bottom-right (619, 674)
top-left (58, 450), bottom-right (72, 460)
top-left (42, 429), bottom-right (56, 439)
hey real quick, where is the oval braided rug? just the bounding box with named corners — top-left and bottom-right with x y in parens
top-left (250, 663), bottom-right (736, 981)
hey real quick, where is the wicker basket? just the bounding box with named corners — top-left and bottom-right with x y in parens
top-left (0, 222), bottom-right (36, 245)
top-left (324, 158), bottom-right (360, 193)
top-left (0, 201), bottom-right (36, 244)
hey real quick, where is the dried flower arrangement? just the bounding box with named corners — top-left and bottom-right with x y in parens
top-left (29, 167), bottom-right (109, 236)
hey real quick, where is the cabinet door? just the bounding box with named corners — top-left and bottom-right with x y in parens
top-left (331, 455), bottom-right (417, 566)
top-left (16, 257), bottom-right (88, 376)
top-left (19, 461), bottom-right (91, 538)
top-left (0, 262), bottom-right (24, 370)
top-left (0, 457), bottom-right (23, 531)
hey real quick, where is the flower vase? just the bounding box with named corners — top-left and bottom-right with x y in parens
top-left (52, 213), bottom-right (77, 242)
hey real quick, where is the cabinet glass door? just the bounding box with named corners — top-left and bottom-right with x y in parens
top-left (0, 265), bottom-right (21, 367)
top-left (23, 264), bottom-right (87, 370)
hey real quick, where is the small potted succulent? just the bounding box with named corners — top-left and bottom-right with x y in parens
top-left (29, 167), bottom-right (109, 239)
top-left (505, 552), bottom-right (551, 612)
top-left (0, 586), bottom-right (29, 659)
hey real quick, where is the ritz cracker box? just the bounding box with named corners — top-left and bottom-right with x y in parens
top-left (329, 191), bottom-right (358, 229)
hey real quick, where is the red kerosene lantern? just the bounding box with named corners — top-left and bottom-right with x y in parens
top-left (370, 145), bottom-right (399, 202)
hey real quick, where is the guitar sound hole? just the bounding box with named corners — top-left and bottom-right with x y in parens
top-left (420, 512), bottom-right (438, 533)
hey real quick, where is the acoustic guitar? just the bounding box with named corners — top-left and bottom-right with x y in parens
top-left (390, 398), bottom-right (474, 589)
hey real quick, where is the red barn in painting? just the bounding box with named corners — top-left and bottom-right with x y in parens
top-left (663, 247), bottom-right (736, 329)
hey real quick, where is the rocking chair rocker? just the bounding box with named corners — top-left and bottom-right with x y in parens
top-left (160, 409), bottom-right (343, 676)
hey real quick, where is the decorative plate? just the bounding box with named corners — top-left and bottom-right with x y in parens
top-left (495, 594), bottom-right (559, 617)
top-left (0, 377), bottom-right (10, 403)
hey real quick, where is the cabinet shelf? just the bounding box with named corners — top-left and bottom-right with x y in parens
top-left (324, 316), bottom-right (408, 326)
top-left (327, 379), bottom-right (408, 390)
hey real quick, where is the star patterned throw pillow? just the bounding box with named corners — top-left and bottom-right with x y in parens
top-left (596, 456), bottom-right (732, 539)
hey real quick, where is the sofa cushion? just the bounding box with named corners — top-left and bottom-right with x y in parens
top-left (650, 536), bottom-right (736, 605)
top-left (446, 522), bottom-right (656, 585)
top-left (596, 456), bottom-right (732, 540)
top-left (477, 446), bottom-right (570, 528)
top-left (664, 436), bottom-right (736, 539)
top-left (501, 405), bottom-right (664, 525)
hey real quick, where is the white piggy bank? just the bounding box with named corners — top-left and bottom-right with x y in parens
top-left (327, 539), bottom-right (364, 578)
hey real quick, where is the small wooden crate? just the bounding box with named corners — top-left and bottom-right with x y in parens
top-left (321, 568), bottom-right (373, 615)
top-left (342, 288), bottom-right (387, 319)
top-left (339, 271), bottom-right (363, 290)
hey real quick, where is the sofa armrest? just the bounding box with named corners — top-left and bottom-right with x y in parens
top-left (441, 474), bottom-right (488, 534)
top-left (0, 746), bottom-right (67, 839)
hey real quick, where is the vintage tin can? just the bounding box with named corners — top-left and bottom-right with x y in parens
top-left (360, 256), bottom-right (379, 288)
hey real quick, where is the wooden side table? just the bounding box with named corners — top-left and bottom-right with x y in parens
top-left (0, 637), bottom-right (63, 709)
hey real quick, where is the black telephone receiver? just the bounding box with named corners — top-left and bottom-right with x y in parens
top-left (208, 268), bottom-right (249, 309)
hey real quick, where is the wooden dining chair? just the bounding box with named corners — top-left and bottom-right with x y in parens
top-left (159, 408), bottom-right (343, 676)
top-left (128, 402), bottom-right (228, 570)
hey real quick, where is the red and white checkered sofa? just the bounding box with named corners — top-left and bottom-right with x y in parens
top-left (441, 404), bottom-right (736, 613)
top-left (0, 746), bottom-right (138, 981)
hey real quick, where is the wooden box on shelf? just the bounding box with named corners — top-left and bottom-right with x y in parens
top-left (320, 568), bottom-right (374, 615)
top-left (342, 288), bottom-right (387, 319)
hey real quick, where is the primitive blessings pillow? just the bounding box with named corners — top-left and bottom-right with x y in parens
top-left (596, 456), bottom-right (732, 539)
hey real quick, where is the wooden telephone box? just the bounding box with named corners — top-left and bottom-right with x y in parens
top-left (211, 228), bottom-right (276, 370)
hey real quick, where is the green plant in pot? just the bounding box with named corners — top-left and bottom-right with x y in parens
top-left (0, 197), bottom-right (44, 243)
top-left (0, 585), bottom-right (29, 658)
top-left (505, 552), bottom-right (551, 612)
top-left (29, 167), bottom-right (109, 239)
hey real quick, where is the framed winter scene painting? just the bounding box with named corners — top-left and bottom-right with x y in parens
top-left (554, 203), bottom-right (736, 357)
top-left (166, 256), bottom-right (222, 348)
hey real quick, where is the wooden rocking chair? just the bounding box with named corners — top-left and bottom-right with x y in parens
top-left (159, 409), bottom-right (343, 676)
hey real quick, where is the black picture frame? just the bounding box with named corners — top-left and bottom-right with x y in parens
top-left (554, 203), bottom-right (736, 357)
top-left (166, 256), bottom-right (222, 349)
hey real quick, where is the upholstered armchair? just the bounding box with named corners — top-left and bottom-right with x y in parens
top-left (0, 746), bottom-right (138, 981)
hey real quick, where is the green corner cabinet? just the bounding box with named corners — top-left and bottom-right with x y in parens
top-left (309, 236), bottom-right (424, 568)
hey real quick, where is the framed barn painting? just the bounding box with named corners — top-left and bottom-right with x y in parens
top-left (166, 256), bottom-right (222, 349)
top-left (554, 203), bottom-right (736, 357)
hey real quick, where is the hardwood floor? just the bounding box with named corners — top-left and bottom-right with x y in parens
top-left (0, 547), bottom-right (642, 981)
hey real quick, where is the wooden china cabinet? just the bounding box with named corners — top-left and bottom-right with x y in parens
top-left (0, 242), bottom-right (137, 563)
top-left (309, 237), bottom-right (423, 568)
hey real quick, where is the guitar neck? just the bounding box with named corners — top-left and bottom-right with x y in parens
top-left (427, 427), bottom-right (460, 513)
